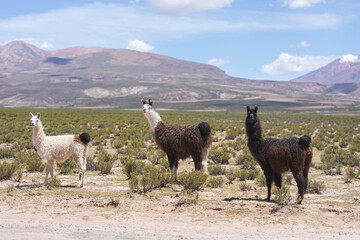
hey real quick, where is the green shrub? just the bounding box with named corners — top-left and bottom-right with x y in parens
top-left (96, 150), bottom-right (116, 174)
top-left (208, 148), bottom-right (231, 164)
top-left (178, 171), bottom-right (208, 191)
top-left (176, 190), bottom-right (199, 207)
top-left (344, 166), bottom-right (358, 183)
top-left (121, 157), bottom-right (146, 179)
top-left (235, 151), bottom-right (256, 169)
top-left (57, 158), bottom-right (76, 175)
top-left (0, 161), bottom-right (17, 180)
top-left (12, 168), bottom-right (23, 182)
top-left (0, 148), bottom-right (14, 159)
top-left (20, 152), bottom-right (46, 172)
top-left (321, 147), bottom-right (360, 169)
top-left (207, 176), bottom-right (225, 188)
top-left (307, 180), bottom-right (326, 193)
top-left (349, 136), bottom-right (360, 154)
top-left (129, 164), bottom-right (171, 193)
top-left (110, 198), bottom-right (120, 207)
top-left (273, 184), bottom-right (291, 205)
top-left (112, 139), bottom-right (126, 149)
top-left (312, 138), bottom-right (324, 150)
top-left (236, 169), bottom-right (259, 181)
top-left (239, 182), bottom-right (252, 191)
top-left (226, 168), bottom-right (237, 184)
top-left (208, 164), bottom-right (226, 176)
top-left (45, 176), bottom-right (62, 189)
top-left (86, 156), bottom-right (97, 171)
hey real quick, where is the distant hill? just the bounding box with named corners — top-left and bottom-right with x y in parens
top-left (0, 41), bottom-right (359, 113)
top-left (292, 54), bottom-right (360, 85)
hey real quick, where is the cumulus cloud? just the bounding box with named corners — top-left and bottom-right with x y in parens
top-left (281, 0), bottom-right (326, 9)
top-left (300, 41), bottom-right (310, 47)
top-left (207, 58), bottom-right (229, 67)
top-left (148, 0), bottom-right (234, 15)
top-left (126, 40), bottom-right (154, 52)
top-left (262, 53), bottom-right (337, 75)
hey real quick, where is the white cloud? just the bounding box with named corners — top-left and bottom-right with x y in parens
top-left (148, 0), bottom-right (234, 15)
top-left (207, 58), bottom-right (229, 67)
top-left (300, 41), bottom-right (310, 47)
top-left (0, 3), bottom-right (342, 50)
top-left (281, 0), bottom-right (326, 9)
top-left (126, 40), bottom-right (154, 52)
top-left (262, 53), bottom-right (337, 75)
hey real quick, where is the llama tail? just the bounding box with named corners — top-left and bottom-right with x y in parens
top-left (299, 135), bottom-right (311, 148)
top-left (79, 133), bottom-right (91, 145)
top-left (198, 122), bottom-right (211, 139)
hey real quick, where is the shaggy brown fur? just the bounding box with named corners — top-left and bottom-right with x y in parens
top-left (154, 121), bottom-right (212, 172)
top-left (245, 106), bottom-right (312, 204)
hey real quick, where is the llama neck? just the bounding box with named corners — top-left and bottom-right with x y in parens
top-left (145, 111), bottom-right (163, 134)
top-left (32, 122), bottom-right (46, 147)
top-left (246, 120), bottom-right (264, 149)
top-left (246, 122), bottom-right (262, 140)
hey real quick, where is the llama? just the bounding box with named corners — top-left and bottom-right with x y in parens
top-left (142, 99), bottom-right (212, 180)
top-left (245, 106), bottom-right (312, 204)
top-left (30, 112), bottom-right (90, 187)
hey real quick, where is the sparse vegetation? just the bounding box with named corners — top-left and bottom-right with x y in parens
top-left (307, 180), bottom-right (326, 194)
top-left (45, 176), bottom-right (62, 189)
top-left (0, 161), bottom-right (17, 180)
top-left (178, 171), bottom-right (208, 191)
top-left (207, 176), bottom-right (225, 188)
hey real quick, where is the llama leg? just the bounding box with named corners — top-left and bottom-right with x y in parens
top-left (44, 160), bottom-right (50, 184)
top-left (174, 159), bottom-right (179, 181)
top-left (274, 173), bottom-right (282, 189)
top-left (74, 155), bottom-right (85, 188)
top-left (264, 169), bottom-right (274, 201)
top-left (192, 154), bottom-right (202, 171)
top-left (167, 155), bottom-right (176, 181)
top-left (48, 160), bottom-right (55, 178)
top-left (303, 152), bottom-right (312, 193)
top-left (201, 149), bottom-right (210, 172)
top-left (294, 174), bottom-right (306, 204)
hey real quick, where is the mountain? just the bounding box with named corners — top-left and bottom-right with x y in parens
top-left (292, 54), bottom-right (360, 85)
top-left (0, 41), bottom-right (359, 113)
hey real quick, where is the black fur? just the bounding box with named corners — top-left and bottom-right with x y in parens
top-left (299, 135), bottom-right (311, 148)
top-left (79, 133), bottom-right (91, 145)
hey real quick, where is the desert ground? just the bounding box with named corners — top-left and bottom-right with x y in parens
top-left (1, 147), bottom-right (360, 240)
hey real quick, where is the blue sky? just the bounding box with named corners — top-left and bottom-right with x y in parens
top-left (0, 0), bottom-right (359, 81)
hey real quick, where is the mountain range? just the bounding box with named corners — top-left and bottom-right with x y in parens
top-left (0, 41), bottom-right (359, 113)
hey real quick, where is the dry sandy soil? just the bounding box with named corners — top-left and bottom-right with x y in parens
top-left (1, 147), bottom-right (360, 240)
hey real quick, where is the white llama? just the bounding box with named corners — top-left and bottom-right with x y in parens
top-left (142, 99), bottom-right (212, 180)
top-left (30, 112), bottom-right (90, 187)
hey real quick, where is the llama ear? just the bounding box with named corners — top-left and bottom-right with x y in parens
top-left (141, 98), bottom-right (146, 105)
top-left (30, 112), bottom-right (34, 117)
top-left (148, 98), bottom-right (153, 106)
top-left (37, 112), bottom-right (41, 118)
top-left (254, 106), bottom-right (258, 113)
top-left (246, 106), bottom-right (250, 112)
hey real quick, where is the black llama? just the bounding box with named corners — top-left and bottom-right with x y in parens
top-left (245, 106), bottom-right (313, 204)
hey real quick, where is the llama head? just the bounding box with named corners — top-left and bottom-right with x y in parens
top-left (30, 112), bottom-right (41, 126)
top-left (246, 106), bottom-right (258, 125)
top-left (142, 98), bottom-right (155, 114)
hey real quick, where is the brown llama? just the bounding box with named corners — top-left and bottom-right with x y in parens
top-left (142, 98), bottom-right (212, 180)
top-left (245, 106), bottom-right (312, 204)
